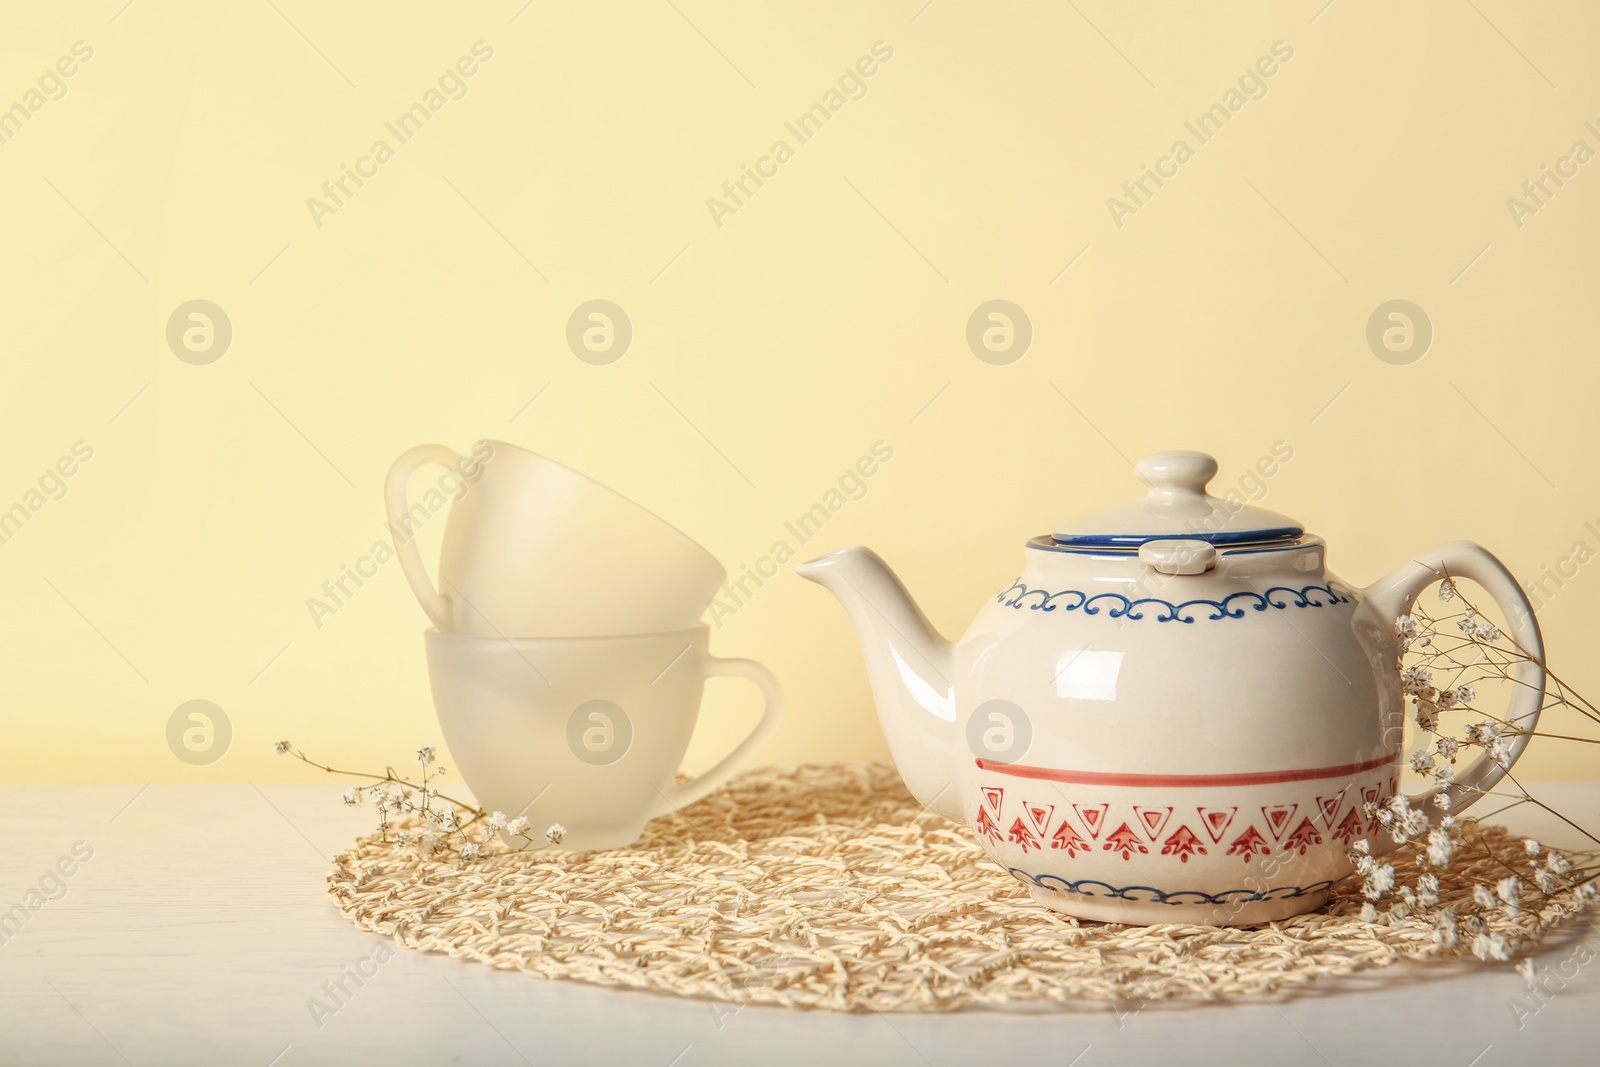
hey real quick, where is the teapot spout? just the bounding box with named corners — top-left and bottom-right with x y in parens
top-left (797, 547), bottom-right (962, 822)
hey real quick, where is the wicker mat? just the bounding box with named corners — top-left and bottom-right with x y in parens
top-left (326, 763), bottom-right (1592, 1010)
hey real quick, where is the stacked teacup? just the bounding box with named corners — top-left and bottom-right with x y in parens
top-left (385, 440), bottom-right (783, 851)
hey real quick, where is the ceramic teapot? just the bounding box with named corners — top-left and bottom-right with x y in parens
top-left (798, 451), bottom-right (1545, 926)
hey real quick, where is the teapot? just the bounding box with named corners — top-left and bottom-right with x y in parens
top-left (798, 451), bottom-right (1545, 926)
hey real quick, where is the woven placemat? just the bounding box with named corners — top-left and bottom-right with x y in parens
top-left (326, 763), bottom-right (1593, 1010)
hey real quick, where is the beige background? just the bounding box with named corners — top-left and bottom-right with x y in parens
top-left (2, 1), bottom-right (1596, 781)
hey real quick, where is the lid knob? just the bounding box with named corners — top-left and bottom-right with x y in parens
top-left (1135, 451), bottom-right (1217, 499)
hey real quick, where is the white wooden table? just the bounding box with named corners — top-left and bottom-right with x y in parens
top-left (2, 782), bottom-right (1596, 1066)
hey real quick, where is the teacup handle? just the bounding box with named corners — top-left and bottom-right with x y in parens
top-left (384, 444), bottom-right (463, 631)
top-left (652, 657), bottom-right (785, 815)
top-left (1364, 540), bottom-right (1545, 824)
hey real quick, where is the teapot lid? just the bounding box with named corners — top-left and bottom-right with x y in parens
top-left (1051, 451), bottom-right (1303, 548)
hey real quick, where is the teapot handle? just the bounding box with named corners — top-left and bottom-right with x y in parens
top-left (1364, 541), bottom-right (1545, 823)
top-left (383, 444), bottom-right (463, 631)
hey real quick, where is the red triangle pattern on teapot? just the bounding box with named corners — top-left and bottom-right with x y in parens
top-left (1261, 803), bottom-right (1298, 841)
top-left (1024, 803), bottom-right (1056, 836)
top-left (1225, 825), bottom-right (1272, 862)
top-left (1134, 805), bottom-right (1173, 841)
top-left (1073, 803), bottom-right (1109, 839)
top-left (1315, 789), bottom-right (1347, 827)
top-left (1050, 819), bottom-right (1091, 857)
top-left (1160, 825), bottom-right (1207, 863)
top-left (1196, 806), bottom-right (1238, 843)
top-left (974, 804), bottom-right (1002, 843)
top-left (976, 776), bottom-right (1396, 865)
top-left (1332, 807), bottom-right (1364, 843)
top-left (1102, 822), bottom-right (1148, 860)
top-left (1007, 817), bottom-right (1040, 853)
top-left (1283, 817), bottom-right (1323, 856)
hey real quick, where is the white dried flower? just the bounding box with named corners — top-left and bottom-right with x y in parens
top-left (1433, 911), bottom-right (1457, 947)
top-left (273, 741), bottom-right (292, 755)
top-left (1415, 634), bottom-right (1431, 648)
top-left (1417, 873), bottom-right (1441, 907)
top-left (545, 823), bottom-right (566, 845)
top-left (1350, 838), bottom-right (1371, 856)
top-left (1396, 614), bottom-right (1417, 637)
top-left (1436, 736), bottom-right (1460, 761)
top-left (1458, 616), bottom-right (1478, 636)
top-left (1409, 750), bottom-right (1435, 774)
top-left (1431, 791), bottom-right (1452, 811)
top-left (1426, 827), bottom-right (1455, 867)
top-left (1517, 958), bottom-right (1537, 983)
top-left (1475, 622), bottom-right (1502, 644)
top-left (1456, 683), bottom-right (1475, 703)
top-left (1488, 738), bottom-right (1514, 768)
top-left (1436, 688), bottom-right (1458, 710)
top-left (1441, 815), bottom-right (1458, 831)
top-left (1397, 810), bottom-right (1429, 842)
top-left (1497, 876), bottom-right (1522, 914)
top-left (459, 842), bottom-right (481, 861)
top-left (1364, 863), bottom-right (1396, 900)
top-left (416, 744), bottom-right (436, 767)
top-left (1535, 867), bottom-right (1560, 894)
top-left (1547, 851), bottom-right (1573, 876)
top-left (506, 816), bottom-right (530, 836)
top-left (1359, 902), bottom-right (1379, 923)
top-left (488, 811), bottom-right (508, 830)
top-left (1581, 881), bottom-right (1600, 902)
top-left (1402, 666), bottom-right (1434, 694)
top-left (1414, 700), bottom-right (1440, 733)
top-left (1524, 838), bottom-right (1541, 856)
top-left (1474, 884), bottom-right (1497, 910)
top-left (1438, 578), bottom-right (1457, 602)
top-left (1472, 932), bottom-right (1511, 961)
top-left (342, 787), bottom-right (362, 807)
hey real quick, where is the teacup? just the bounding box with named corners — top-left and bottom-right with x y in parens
top-left (425, 626), bottom-right (783, 851)
top-left (387, 441), bottom-right (727, 636)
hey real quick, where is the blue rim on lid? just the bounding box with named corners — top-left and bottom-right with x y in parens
top-left (1050, 526), bottom-right (1304, 549)
top-left (1047, 451), bottom-right (1304, 551)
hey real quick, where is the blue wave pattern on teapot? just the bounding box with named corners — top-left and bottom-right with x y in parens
top-left (1010, 868), bottom-right (1338, 905)
top-left (995, 580), bottom-right (1354, 623)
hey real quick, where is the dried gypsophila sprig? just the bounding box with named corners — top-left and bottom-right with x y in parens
top-left (1349, 575), bottom-right (1600, 959)
top-left (1397, 578), bottom-right (1600, 845)
top-left (272, 741), bottom-right (565, 861)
